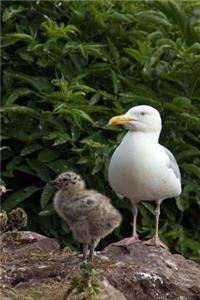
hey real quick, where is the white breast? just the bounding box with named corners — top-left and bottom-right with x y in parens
top-left (108, 132), bottom-right (180, 202)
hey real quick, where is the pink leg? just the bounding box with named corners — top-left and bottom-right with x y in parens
top-left (144, 200), bottom-right (168, 249)
top-left (113, 202), bottom-right (140, 247)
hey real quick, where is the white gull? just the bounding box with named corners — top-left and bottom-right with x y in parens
top-left (108, 105), bottom-right (181, 248)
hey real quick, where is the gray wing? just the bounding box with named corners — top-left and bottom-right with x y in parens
top-left (163, 147), bottom-right (181, 179)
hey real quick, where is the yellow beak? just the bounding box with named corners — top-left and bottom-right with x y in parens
top-left (108, 115), bottom-right (134, 126)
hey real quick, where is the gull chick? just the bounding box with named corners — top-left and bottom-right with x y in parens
top-left (51, 171), bottom-right (121, 261)
top-left (108, 105), bottom-right (181, 248)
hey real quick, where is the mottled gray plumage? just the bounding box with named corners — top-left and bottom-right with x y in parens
top-left (163, 147), bottom-right (181, 179)
top-left (52, 171), bottom-right (121, 261)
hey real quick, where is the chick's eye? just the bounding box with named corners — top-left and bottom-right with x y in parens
top-left (140, 112), bottom-right (146, 116)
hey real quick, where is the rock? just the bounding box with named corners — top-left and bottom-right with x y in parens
top-left (1, 231), bottom-right (200, 300)
top-left (102, 243), bottom-right (200, 300)
top-left (100, 278), bottom-right (128, 300)
top-left (0, 230), bottom-right (60, 252)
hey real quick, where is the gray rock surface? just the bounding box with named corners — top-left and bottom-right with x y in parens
top-left (102, 243), bottom-right (200, 300)
top-left (1, 231), bottom-right (200, 300)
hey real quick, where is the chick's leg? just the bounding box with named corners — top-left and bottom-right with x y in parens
top-left (83, 243), bottom-right (89, 261)
top-left (88, 240), bottom-right (95, 262)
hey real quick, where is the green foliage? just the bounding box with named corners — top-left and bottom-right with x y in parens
top-left (66, 262), bottom-right (100, 300)
top-left (1, 0), bottom-right (200, 262)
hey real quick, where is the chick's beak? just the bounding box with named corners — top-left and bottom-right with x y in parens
top-left (108, 115), bottom-right (135, 126)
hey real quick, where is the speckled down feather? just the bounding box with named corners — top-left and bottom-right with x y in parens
top-left (52, 171), bottom-right (121, 251)
top-left (54, 189), bottom-right (121, 244)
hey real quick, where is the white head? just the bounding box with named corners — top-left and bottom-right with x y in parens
top-left (109, 105), bottom-right (162, 136)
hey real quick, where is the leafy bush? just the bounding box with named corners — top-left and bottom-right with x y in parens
top-left (1, 0), bottom-right (200, 261)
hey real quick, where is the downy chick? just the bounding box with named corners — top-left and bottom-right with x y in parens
top-left (51, 171), bottom-right (121, 261)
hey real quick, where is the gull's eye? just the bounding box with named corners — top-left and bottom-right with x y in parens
top-left (140, 112), bottom-right (146, 116)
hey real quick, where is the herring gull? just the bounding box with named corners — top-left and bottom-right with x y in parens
top-left (108, 105), bottom-right (181, 248)
top-left (51, 171), bottom-right (121, 261)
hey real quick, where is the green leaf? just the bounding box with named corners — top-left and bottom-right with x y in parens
top-left (61, 221), bottom-right (70, 233)
top-left (4, 88), bottom-right (34, 105)
top-left (92, 157), bottom-right (103, 175)
top-left (55, 108), bottom-right (94, 126)
top-left (1, 33), bottom-right (33, 47)
top-left (107, 37), bottom-right (120, 66)
top-left (176, 196), bottom-right (189, 212)
top-left (15, 165), bottom-right (37, 176)
top-left (1, 105), bottom-right (40, 117)
top-left (2, 5), bottom-right (26, 22)
top-left (43, 16), bottom-right (78, 40)
top-left (180, 113), bottom-right (200, 126)
top-left (111, 69), bottom-right (120, 94)
top-left (124, 48), bottom-right (141, 62)
top-left (43, 132), bottom-right (71, 146)
top-left (137, 11), bottom-right (172, 28)
top-left (21, 144), bottom-right (43, 156)
top-left (26, 159), bottom-right (52, 181)
top-left (2, 186), bottom-right (41, 211)
top-left (3, 70), bottom-right (53, 93)
top-left (89, 92), bottom-right (101, 105)
top-left (181, 163), bottom-right (200, 179)
top-left (38, 149), bottom-right (59, 162)
top-left (81, 138), bottom-right (106, 149)
top-left (40, 183), bottom-right (55, 210)
top-left (141, 202), bottom-right (155, 215)
top-left (177, 148), bottom-right (200, 160)
top-left (172, 97), bottom-right (191, 109)
top-left (3, 157), bottom-right (22, 177)
top-left (48, 159), bottom-right (72, 174)
top-left (38, 207), bottom-right (55, 217)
